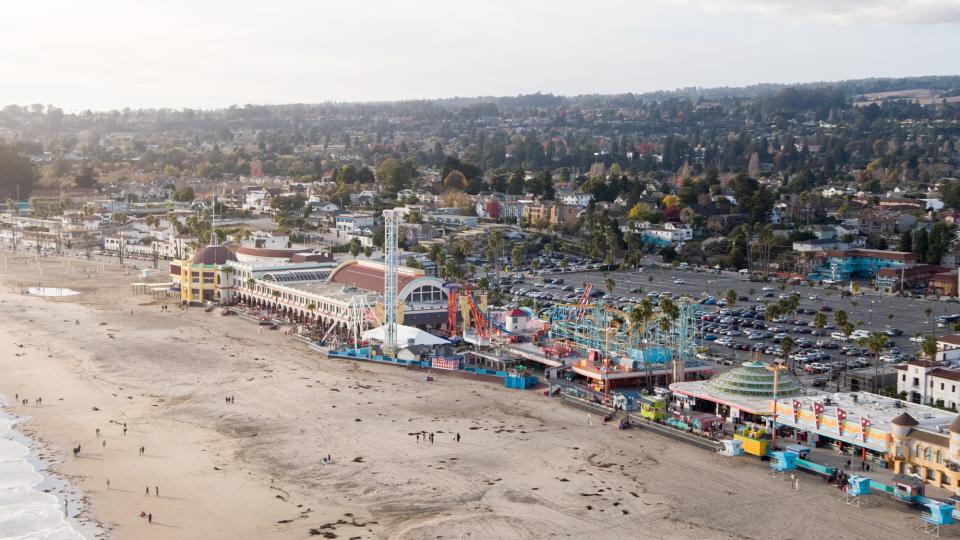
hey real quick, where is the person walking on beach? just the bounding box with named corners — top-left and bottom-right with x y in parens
top-left (146, 486), bottom-right (150, 495)
top-left (102, 440), bottom-right (106, 448)
top-left (456, 433), bottom-right (461, 443)
top-left (155, 486), bottom-right (159, 496)
top-left (96, 428), bottom-right (100, 437)
top-left (106, 479), bottom-right (110, 489)
top-left (416, 433), bottom-right (420, 444)
top-left (587, 413), bottom-right (592, 426)
top-left (148, 513), bottom-right (152, 524)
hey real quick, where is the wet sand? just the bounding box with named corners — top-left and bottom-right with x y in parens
top-left (0, 252), bottom-right (920, 539)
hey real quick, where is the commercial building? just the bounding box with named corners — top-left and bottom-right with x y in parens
top-left (672, 361), bottom-right (960, 486)
top-left (874, 264), bottom-right (950, 294)
top-left (812, 248), bottom-right (915, 281)
top-left (896, 358), bottom-right (960, 407)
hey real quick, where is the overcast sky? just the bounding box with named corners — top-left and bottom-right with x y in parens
top-left (1, 0), bottom-right (958, 110)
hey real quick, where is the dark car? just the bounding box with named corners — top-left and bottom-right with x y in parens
top-left (819, 305), bottom-right (833, 312)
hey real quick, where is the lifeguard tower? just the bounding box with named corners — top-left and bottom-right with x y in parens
top-left (768, 450), bottom-right (797, 479)
top-left (843, 475), bottom-right (872, 507)
top-left (921, 500), bottom-right (956, 537)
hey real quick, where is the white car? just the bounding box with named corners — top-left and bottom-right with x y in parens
top-left (762, 286), bottom-right (776, 292)
top-left (910, 336), bottom-right (925, 343)
top-left (809, 295), bottom-right (819, 301)
top-left (673, 278), bottom-right (686, 284)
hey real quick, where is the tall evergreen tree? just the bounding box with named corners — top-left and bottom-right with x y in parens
top-left (897, 229), bottom-right (913, 253)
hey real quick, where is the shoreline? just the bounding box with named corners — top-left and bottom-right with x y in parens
top-left (0, 399), bottom-right (100, 540)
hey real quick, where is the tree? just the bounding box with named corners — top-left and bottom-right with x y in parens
top-left (173, 186), bottom-right (195, 202)
top-left (864, 331), bottom-right (888, 393)
top-left (511, 245), bottom-right (524, 269)
top-left (0, 145), bottom-right (36, 200)
top-left (897, 229), bottom-right (913, 253)
top-left (507, 167), bottom-right (525, 195)
top-left (604, 276), bottom-right (616, 296)
top-left (725, 289), bottom-right (737, 309)
top-left (376, 158), bottom-right (418, 194)
top-left (73, 165), bottom-right (98, 189)
top-left (812, 312), bottom-right (827, 336)
top-left (781, 336), bottom-right (796, 374)
top-left (921, 335), bottom-right (938, 361)
top-left (442, 170), bottom-right (468, 191)
top-left (913, 227), bottom-right (929, 263)
top-left (348, 237), bottom-right (362, 257)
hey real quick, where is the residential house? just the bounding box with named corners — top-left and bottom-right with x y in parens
top-left (857, 208), bottom-right (917, 235)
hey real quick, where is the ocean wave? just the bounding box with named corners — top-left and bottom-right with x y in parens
top-left (0, 410), bottom-right (86, 540)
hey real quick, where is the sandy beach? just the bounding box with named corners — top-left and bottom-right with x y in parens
top-left (0, 252), bottom-right (923, 539)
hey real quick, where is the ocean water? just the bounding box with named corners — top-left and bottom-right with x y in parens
top-left (0, 402), bottom-right (87, 540)
top-left (25, 288), bottom-right (79, 297)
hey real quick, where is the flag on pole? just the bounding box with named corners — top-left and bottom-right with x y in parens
top-left (836, 408), bottom-right (847, 434)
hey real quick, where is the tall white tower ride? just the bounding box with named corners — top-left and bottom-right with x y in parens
top-left (382, 209), bottom-right (400, 357)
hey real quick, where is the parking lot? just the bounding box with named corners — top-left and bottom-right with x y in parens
top-left (491, 257), bottom-right (960, 391)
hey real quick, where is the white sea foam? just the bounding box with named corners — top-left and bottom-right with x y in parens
top-left (0, 406), bottom-right (86, 540)
top-left (25, 288), bottom-right (79, 297)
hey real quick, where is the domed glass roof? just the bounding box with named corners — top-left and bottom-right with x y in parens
top-left (705, 361), bottom-right (804, 398)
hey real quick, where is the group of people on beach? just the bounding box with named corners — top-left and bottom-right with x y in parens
top-left (415, 431), bottom-right (461, 444)
top-left (14, 393), bottom-right (41, 406)
top-left (225, 395), bottom-right (235, 404)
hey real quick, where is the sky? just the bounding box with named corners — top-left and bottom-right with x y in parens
top-left (1, 0), bottom-right (959, 110)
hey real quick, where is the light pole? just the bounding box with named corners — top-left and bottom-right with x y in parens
top-left (766, 361), bottom-right (787, 453)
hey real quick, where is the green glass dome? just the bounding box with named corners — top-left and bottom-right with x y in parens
top-left (705, 361), bottom-right (804, 398)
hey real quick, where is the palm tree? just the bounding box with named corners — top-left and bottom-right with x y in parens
top-left (781, 336), bottom-right (796, 374)
top-left (812, 312), bottom-right (827, 336)
top-left (864, 331), bottom-right (888, 393)
top-left (604, 276), bottom-right (616, 297)
top-left (725, 289), bottom-right (737, 309)
top-left (834, 310), bottom-right (850, 335)
top-left (925, 307), bottom-right (934, 323)
top-left (921, 335), bottom-right (938, 361)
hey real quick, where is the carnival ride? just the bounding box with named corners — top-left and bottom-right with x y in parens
top-left (546, 297), bottom-right (704, 382)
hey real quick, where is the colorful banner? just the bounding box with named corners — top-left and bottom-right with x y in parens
top-left (860, 417), bottom-right (871, 441)
top-left (813, 401), bottom-right (824, 428)
top-left (792, 399), bottom-right (802, 423)
top-left (836, 408), bottom-right (847, 434)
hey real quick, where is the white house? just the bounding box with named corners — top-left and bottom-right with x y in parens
top-left (896, 360), bottom-right (960, 408)
top-left (335, 213), bottom-right (375, 238)
top-left (557, 191), bottom-right (593, 207)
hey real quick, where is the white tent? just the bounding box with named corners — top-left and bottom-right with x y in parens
top-left (362, 324), bottom-right (450, 347)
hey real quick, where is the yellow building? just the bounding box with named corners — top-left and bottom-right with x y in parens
top-left (888, 412), bottom-right (960, 491)
top-left (178, 244), bottom-right (236, 304)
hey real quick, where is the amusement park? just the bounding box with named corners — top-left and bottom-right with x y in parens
top-left (181, 208), bottom-right (960, 536)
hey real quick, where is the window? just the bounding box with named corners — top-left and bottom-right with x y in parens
top-left (902, 374), bottom-right (906, 382)
top-left (937, 450), bottom-right (943, 464)
top-left (942, 383), bottom-right (946, 390)
top-left (914, 378), bottom-right (920, 386)
top-left (925, 447), bottom-right (932, 461)
top-left (953, 385), bottom-right (956, 393)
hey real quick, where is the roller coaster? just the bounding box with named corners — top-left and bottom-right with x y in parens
top-left (547, 297), bottom-right (704, 378)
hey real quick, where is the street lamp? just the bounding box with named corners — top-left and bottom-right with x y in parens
top-left (766, 361), bottom-right (788, 453)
